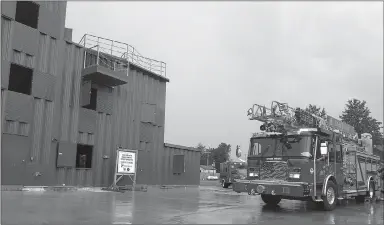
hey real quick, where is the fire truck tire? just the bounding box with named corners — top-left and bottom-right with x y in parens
top-left (368, 181), bottom-right (375, 200)
top-left (221, 180), bottom-right (230, 188)
top-left (260, 194), bottom-right (282, 205)
top-left (322, 180), bottom-right (337, 211)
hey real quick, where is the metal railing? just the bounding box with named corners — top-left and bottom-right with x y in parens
top-left (79, 34), bottom-right (166, 77)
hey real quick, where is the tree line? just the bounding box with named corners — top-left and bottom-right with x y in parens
top-left (198, 98), bottom-right (383, 166)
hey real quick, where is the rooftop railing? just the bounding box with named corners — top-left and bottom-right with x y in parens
top-left (79, 34), bottom-right (166, 77)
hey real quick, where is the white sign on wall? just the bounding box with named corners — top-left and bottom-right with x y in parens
top-left (117, 150), bottom-right (136, 174)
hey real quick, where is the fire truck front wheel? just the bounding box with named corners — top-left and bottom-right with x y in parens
top-left (260, 194), bottom-right (282, 205)
top-left (322, 180), bottom-right (337, 211)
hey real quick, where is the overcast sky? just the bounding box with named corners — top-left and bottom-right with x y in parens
top-left (66, 1), bottom-right (383, 159)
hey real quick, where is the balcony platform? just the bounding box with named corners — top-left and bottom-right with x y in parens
top-left (81, 64), bottom-right (128, 87)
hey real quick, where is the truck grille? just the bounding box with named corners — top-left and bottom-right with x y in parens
top-left (260, 161), bottom-right (288, 181)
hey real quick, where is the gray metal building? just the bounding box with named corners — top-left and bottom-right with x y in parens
top-left (1, 1), bottom-right (200, 187)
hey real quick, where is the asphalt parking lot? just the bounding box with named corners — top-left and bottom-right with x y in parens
top-left (2, 181), bottom-right (383, 224)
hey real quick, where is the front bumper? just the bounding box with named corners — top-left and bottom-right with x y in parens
top-left (232, 179), bottom-right (311, 197)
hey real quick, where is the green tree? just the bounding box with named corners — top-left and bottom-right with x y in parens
top-left (340, 99), bottom-right (383, 145)
top-left (211, 143), bottom-right (231, 164)
top-left (197, 143), bottom-right (214, 165)
top-left (305, 104), bottom-right (327, 119)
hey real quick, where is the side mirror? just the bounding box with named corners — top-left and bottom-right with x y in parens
top-left (320, 142), bottom-right (328, 155)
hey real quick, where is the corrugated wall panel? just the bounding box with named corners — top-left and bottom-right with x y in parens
top-left (4, 120), bottom-right (18, 135)
top-left (69, 45), bottom-right (83, 143)
top-left (127, 70), bottom-right (136, 148)
top-left (93, 113), bottom-right (105, 186)
top-left (78, 132), bottom-right (94, 146)
top-left (37, 33), bottom-right (50, 73)
top-left (1, 17), bottom-right (12, 61)
top-left (39, 1), bottom-right (60, 14)
top-left (37, 33), bottom-right (59, 75)
top-left (42, 100), bottom-right (54, 164)
top-left (161, 144), bottom-right (200, 185)
top-left (12, 50), bottom-right (35, 68)
top-left (102, 114), bottom-right (113, 186)
top-left (49, 37), bottom-right (59, 76)
top-left (19, 122), bottom-right (30, 136)
top-left (1, 90), bottom-right (6, 132)
top-left (31, 98), bottom-right (45, 162)
top-left (57, 168), bottom-right (66, 185)
top-left (31, 98), bottom-right (55, 164)
top-left (59, 42), bottom-right (75, 142)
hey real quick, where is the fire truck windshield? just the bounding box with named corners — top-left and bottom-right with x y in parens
top-left (248, 135), bottom-right (314, 158)
top-left (230, 163), bottom-right (247, 177)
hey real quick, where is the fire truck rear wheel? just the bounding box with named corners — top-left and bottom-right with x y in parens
top-left (322, 180), bottom-right (337, 211)
top-left (222, 180), bottom-right (230, 188)
top-left (260, 194), bottom-right (282, 205)
top-left (368, 181), bottom-right (375, 200)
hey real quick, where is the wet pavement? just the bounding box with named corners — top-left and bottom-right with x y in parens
top-left (2, 183), bottom-right (384, 225)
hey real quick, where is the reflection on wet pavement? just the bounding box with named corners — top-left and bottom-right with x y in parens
top-left (2, 186), bottom-right (383, 224)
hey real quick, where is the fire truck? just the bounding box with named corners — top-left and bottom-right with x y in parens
top-left (232, 101), bottom-right (382, 211)
top-left (219, 161), bottom-right (247, 188)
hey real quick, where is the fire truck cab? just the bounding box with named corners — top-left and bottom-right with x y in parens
top-left (232, 101), bottom-right (382, 211)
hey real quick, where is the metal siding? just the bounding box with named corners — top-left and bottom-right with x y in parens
top-left (93, 113), bottom-right (105, 186)
top-left (49, 37), bottom-right (59, 76)
top-left (12, 22), bottom-right (39, 56)
top-left (31, 98), bottom-right (45, 162)
top-left (77, 132), bottom-right (94, 146)
top-left (1, 59), bottom-right (10, 89)
top-left (36, 34), bottom-right (59, 75)
top-left (4, 120), bottom-right (18, 135)
top-left (101, 113), bottom-right (113, 186)
top-left (80, 81), bottom-right (91, 106)
top-left (69, 45), bottom-right (83, 143)
top-left (51, 40), bottom-right (64, 140)
top-left (37, 1), bottom-right (60, 14)
top-left (78, 108), bottom-right (97, 134)
top-left (30, 98), bottom-right (54, 164)
top-left (37, 6), bottom-right (61, 39)
top-left (96, 86), bottom-right (113, 115)
top-left (161, 144), bottom-right (200, 185)
top-left (11, 50), bottom-right (35, 68)
top-left (1, 90), bottom-right (6, 133)
top-left (1, 134), bottom-right (30, 185)
top-left (31, 71), bottom-right (55, 101)
top-left (5, 91), bottom-right (34, 123)
top-left (18, 121), bottom-right (30, 136)
top-left (60, 42), bottom-right (75, 141)
top-left (42, 100), bottom-right (54, 164)
top-left (1, 16), bottom-right (12, 61)
top-left (37, 33), bottom-right (50, 74)
top-left (1, 27), bottom-right (174, 187)
top-left (56, 142), bottom-right (77, 168)
top-left (1, 1), bottom-right (16, 20)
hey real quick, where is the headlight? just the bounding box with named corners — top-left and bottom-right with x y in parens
top-left (289, 173), bottom-right (300, 179)
top-left (249, 173), bottom-right (258, 177)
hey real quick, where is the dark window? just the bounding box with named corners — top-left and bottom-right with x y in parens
top-left (8, 63), bottom-right (33, 95)
top-left (83, 88), bottom-right (97, 110)
top-left (76, 144), bottom-right (93, 169)
top-left (15, 1), bottom-right (39, 29)
top-left (329, 144), bottom-right (335, 162)
top-left (336, 145), bottom-right (343, 163)
top-left (173, 155), bottom-right (185, 174)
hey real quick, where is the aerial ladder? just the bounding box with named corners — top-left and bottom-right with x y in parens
top-left (246, 101), bottom-right (358, 141)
